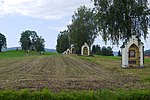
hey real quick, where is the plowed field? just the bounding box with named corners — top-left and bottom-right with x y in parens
top-left (0, 55), bottom-right (144, 91)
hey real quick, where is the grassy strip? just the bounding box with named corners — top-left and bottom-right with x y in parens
top-left (0, 50), bottom-right (57, 58)
top-left (0, 89), bottom-right (150, 100)
top-left (0, 50), bottom-right (26, 58)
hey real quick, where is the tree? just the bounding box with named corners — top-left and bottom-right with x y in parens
top-left (68, 6), bottom-right (98, 54)
top-left (30, 31), bottom-right (38, 50)
top-left (0, 33), bottom-right (6, 52)
top-left (92, 44), bottom-right (102, 54)
top-left (35, 36), bottom-right (45, 52)
top-left (101, 46), bottom-right (107, 56)
top-left (106, 46), bottom-right (113, 56)
top-left (20, 30), bottom-right (32, 50)
top-left (101, 46), bottom-right (113, 56)
top-left (93, 0), bottom-right (150, 45)
top-left (95, 44), bottom-right (101, 54)
top-left (92, 45), bottom-right (96, 54)
top-left (118, 50), bottom-right (121, 56)
top-left (19, 30), bottom-right (44, 52)
top-left (56, 30), bottom-right (69, 53)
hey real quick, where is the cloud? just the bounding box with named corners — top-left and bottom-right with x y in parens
top-left (0, 0), bottom-right (93, 20)
top-left (48, 26), bottom-right (67, 32)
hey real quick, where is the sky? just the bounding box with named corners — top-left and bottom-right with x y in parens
top-left (0, 0), bottom-right (150, 51)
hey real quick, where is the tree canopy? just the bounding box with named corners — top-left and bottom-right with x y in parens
top-left (19, 30), bottom-right (45, 52)
top-left (101, 46), bottom-right (113, 56)
top-left (68, 6), bottom-right (98, 53)
top-left (93, 0), bottom-right (150, 45)
top-left (92, 44), bottom-right (101, 54)
top-left (0, 33), bottom-right (7, 52)
top-left (92, 44), bottom-right (113, 56)
top-left (35, 36), bottom-right (45, 52)
top-left (56, 30), bottom-right (69, 53)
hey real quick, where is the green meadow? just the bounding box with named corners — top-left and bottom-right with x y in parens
top-left (0, 50), bottom-right (57, 58)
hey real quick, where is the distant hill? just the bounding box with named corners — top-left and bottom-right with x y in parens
top-left (113, 50), bottom-right (150, 56)
top-left (144, 49), bottom-right (150, 56)
top-left (2, 47), bottom-right (56, 53)
top-left (2, 47), bottom-right (21, 51)
top-left (113, 51), bottom-right (118, 56)
top-left (145, 49), bottom-right (150, 53)
top-left (45, 48), bottom-right (57, 52)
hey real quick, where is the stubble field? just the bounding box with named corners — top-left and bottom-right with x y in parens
top-left (1, 52), bottom-right (150, 91)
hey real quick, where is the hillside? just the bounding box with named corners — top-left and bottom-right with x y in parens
top-left (113, 51), bottom-right (118, 56)
top-left (145, 49), bottom-right (150, 56)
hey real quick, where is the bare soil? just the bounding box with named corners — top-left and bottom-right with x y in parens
top-left (0, 55), bottom-right (142, 91)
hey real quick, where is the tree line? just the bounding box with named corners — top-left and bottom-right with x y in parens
top-left (92, 45), bottom-right (113, 56)
top-left (56, 0), bottom-right (149, 54)
top-left (0, 30), bottom-right (45, 53)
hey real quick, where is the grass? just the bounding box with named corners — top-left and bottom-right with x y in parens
top-left (0, 50), bottom-right (57, 58)
top-left (145, 58), bottom-right (150, 63)
top-left (0, 50), bottom-right (26, 58)
top-left (0, 89), bottom-right (150, 100)
top-left (79, 55), bottom-right (150, 85)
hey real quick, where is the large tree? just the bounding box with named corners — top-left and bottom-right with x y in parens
top-left (20, 30), bottom-right (31, 50)
top-left (0, 33), bottom-right (6, 52)
top-left (56, 30), bottom-right (69, 53)
top-left (35, 36), bottom-right (45, 52)
top-left (19, 30), bottom-right (44, 52)
top-left (93, 0), bottom-right (150, 44)
top-left (68, 6), bottom-right (97, 54)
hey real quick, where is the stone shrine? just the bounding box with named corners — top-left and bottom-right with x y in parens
top-left (121, 35), bottom-right (144, 68)
top-left (81, 43), bottom-right (90, 56)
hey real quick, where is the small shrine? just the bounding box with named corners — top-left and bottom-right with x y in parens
top-left (121, 35), bottom-right (144, 68)
top-left (71, 47), bottom-right (76, 54)
top-left (81, 43), bottom-right (90, 56)
top-left (66, 48), bottom-right (70, 54)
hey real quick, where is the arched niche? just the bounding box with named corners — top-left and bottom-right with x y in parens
top-left (71, 47), bottom-right (76, 54)
top-left (128, 44), bottom-right (140, 67)
top-left (81, 43), bottom-right (90, 56)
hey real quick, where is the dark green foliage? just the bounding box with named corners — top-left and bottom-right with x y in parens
top-left (92, 45), bottom-right (113, 56)
top-left (1, 89), bottom-right (150, 100)
top-left (0, 33), bottom-right (7, 52)
top-left (93, 0), bottom-right (150, 45)
top-left (68, 6), bottom-right (98, 54)
top-left (19, 30), bottom-right (33, 50)
top-left (118, 50), bottom-right (121, 56)
top-left (95, 44), bottom-right (101, 54)
top-left (101, 46), bottom-right (113, 56)
top-left (35, 36), bottom-right (45, 52)
top-left (92, 44), bottom-right (101, 54)
top-left (56, 30), bottom-right (69, 53)
top-left (101, 46), bottom-right (108, 56)
top-left (92, 45), bottom-right (96, 54)
top-left (19, 30), bottom-right (45, 52)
